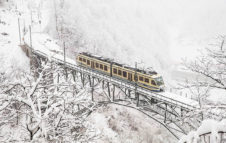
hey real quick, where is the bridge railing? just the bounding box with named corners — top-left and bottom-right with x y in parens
top-left (32, 49), bottom-right (198, 111)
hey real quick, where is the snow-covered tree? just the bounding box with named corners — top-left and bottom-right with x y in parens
top-left (181, 36), bottom-right (226, 121)
top-left (0, 61), bottom-right (97, 142)
top-left (184, 36), bottom-right (226, 91)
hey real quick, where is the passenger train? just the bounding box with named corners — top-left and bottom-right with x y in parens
top-left (76, 52), bottom-right (165, 92)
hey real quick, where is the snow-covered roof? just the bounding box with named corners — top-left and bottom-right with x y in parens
top-left (179, 119), bottom-right (226, 143)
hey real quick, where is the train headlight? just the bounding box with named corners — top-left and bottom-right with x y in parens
top-left (160, 85), bottom-right (165, 91)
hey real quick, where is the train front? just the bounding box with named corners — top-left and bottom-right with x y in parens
top-left (154, 75), bottom-right (165, 91)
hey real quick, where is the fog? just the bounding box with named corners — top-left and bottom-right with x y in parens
top-left (45, 0), bottom-right (226, 71)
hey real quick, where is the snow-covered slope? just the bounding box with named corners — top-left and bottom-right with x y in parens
top-left (0, 2), bottom-right (29, 77)
top-left (89, 104), bottom-right (176, 143)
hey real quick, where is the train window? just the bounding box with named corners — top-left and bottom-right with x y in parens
top-left (113, 68), bottom-right (117, 74)
top-left (96, 63), bottom-right (99, 68)
top-left (118, 70), bottom-right (122, 76)
top-left (79, 57), bottom-right (82, 61)
top-left (104, 65), bottom-right (108, 71)
top-left (87, 60), bottom-right (90, 65)
top-left (123, 71), bottom-right (127, 77)
top-left (134, 75), bottom-right (138, 81)
top-left (100, 64), bottom-right (103, 70)
top-left (83, 58), bottom-right (86, 62)
top-left (139, 76), bottom-right (143, 81)
top-left (151, 80), bottom-right (156, 86)
top-left (145, 78), bottom-right (149, 83)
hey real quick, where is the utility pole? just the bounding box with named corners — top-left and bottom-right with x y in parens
top-left (30, 10), bottom-right (33, 26)
top-left (135, 62), bottom-right (139, 107)
top-left (18, 18), bottom-right (21, 45)
top-left (64, 42), bottom-right (68, 81)
top-left (29, 25), bottom-right (32, 49)
top-left (53, 0), bottom-right (58, 32)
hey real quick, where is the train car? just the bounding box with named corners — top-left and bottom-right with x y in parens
top-left (112, 63), bottom-right (164, 91)
top-left (76, 52), bottom-right (165, 92)
top-left (76, 52), bottom-right (111, 75)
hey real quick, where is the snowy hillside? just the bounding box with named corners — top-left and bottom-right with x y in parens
top-left (0, 1), bottom-right (29, 76)
top-left (89, 104), bottom-right (176, 143)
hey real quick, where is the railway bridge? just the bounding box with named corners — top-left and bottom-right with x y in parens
top-left (20, 43), bottom-right (200, 140)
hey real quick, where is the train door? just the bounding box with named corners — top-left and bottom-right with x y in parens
top-left (91, 61), bottom-right (94, 69)
top-left (128, 73), bottom-right (132, 81)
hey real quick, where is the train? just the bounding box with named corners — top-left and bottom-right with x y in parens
top-left (76, 52), bottom-right (165, 92)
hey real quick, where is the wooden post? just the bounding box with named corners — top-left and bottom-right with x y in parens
top-left (18, 18), bottom-right (21, 45)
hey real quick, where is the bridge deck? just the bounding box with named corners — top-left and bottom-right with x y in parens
top-left (24, 33), bottom-right (199, 110)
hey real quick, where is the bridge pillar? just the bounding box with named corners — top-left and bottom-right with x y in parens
top-left (107, 82), bottom-right (111, 100)
top-left (30, 55), bottom-right (40, 80)
top-left (80, 72), bottom-right (85, 87)
top-left (91, 77), bottom-right (94, 101)
top-left (112, 84), bottom-right (115, 101)
top-left (88, 75), bottom-right (91, 87)
top-left (88, 75), bottom-right (95, 101)
top-left (164, 103), bottom-right (168, 123)
top-left (72, 71), bottom-right (76, 82)
top-left (136, 93), bottom-right (140, 107)
top-left (65, 67), bottom-right (68, 81)
top-left (181, 108), bottom-right (183, 117)
top-left (128, 90), bottom-right (131, 98)
top-left (102, 80), bottom-right (105, 89)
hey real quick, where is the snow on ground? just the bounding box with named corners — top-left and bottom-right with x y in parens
top-left (0, 1), bottom-right (29, 76)
top-left (207, 89), bottom-right (226, 105)
top-left (24, 32), bottom-right (76, 65)
top-left (89, 104), bottom-right (176, 143)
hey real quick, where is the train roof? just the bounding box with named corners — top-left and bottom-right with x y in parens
top-left (80, 52), bottom-right (113, 63)
top-left (79, 52), bottom-right (158, 76)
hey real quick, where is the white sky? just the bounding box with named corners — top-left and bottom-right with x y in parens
top-left (162, 0), bottom-right (226, 61)
top-left (18, 0), bottom-right (226, 69)
top-left (63, 0), bottom-right (226, 66)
